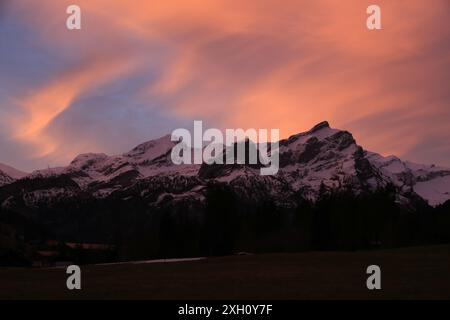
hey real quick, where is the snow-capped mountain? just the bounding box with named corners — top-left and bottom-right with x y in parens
top-left (366, 153), bottom-right (450, 206)
top-left (1, 121), bottom-right (449, 208)
top-left (276, 122), bottom-right (449, 206)
top-left (25, 134), bottom-right (198, 194)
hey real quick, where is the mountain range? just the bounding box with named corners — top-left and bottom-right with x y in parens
top-left (1, 121), bottom-right (449, 209)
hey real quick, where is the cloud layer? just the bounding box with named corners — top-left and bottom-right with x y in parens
top-left (1, 0), bottom-right (449, 171)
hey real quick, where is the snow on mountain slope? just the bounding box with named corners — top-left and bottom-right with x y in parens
top-left (0, 163), bottom-right (28, 186)
top-left (0, 171), bottom-right (14, 187)
top-left (414, 176), bottom-right (450, 207)
top-left (124, 134), bottom-right (199, 177)
top-left (124, 134), bottom-right (174, 164)
top-left (0, 163), bottom-right (28, 179)
top-left (366, 152), bottom-right (450, 206)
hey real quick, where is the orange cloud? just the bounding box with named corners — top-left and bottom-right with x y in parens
top-left (13, 55), bottom-right (137, 157)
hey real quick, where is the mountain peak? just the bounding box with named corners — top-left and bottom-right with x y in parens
top-left (309, 121), bottom-right (330, 133)
top-left (70, 153), bottom-right (109, 169)
top-left (125, 134), bottom-right (175, 163)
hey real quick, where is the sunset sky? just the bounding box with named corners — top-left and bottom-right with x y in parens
top-left (0, 0), bottom-right (449, 171)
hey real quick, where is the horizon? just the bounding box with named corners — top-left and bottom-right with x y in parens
top-left (1, 0), bottom-right (449, 171)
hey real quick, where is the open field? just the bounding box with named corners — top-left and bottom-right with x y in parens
top-left (0, 245), bottom-right (449, 299)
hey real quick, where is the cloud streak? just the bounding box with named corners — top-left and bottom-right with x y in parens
top-left (13, 55), bottom-right (138, 157)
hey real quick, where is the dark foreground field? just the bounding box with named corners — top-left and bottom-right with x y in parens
top-left (0, 245), bottom-right (449, 299)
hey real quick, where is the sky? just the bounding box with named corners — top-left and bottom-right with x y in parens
top-left (0, 0), bottom-right (449, 172)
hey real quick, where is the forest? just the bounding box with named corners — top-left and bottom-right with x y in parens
top-left (1, 182), bottom-right (449, 266)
